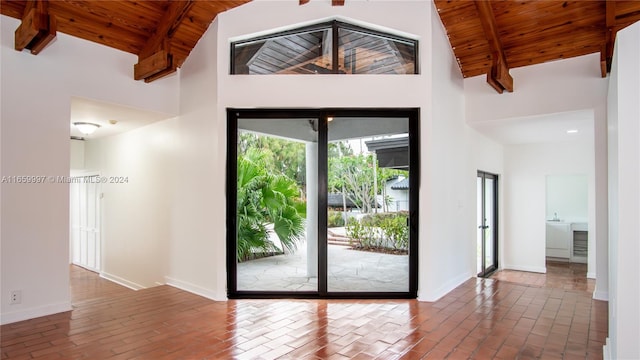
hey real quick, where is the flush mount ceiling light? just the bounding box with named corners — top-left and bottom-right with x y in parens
top-left (73, 122), bottom-right (101, 135)
top-left (567, 129), bottom-right (579, 134)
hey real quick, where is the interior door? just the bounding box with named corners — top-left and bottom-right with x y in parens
top-left (477, 171), bottom-right (498, 277)
top-left (70, 175), bottom-right (101, 272)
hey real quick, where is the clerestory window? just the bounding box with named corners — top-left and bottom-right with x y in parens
top-left (231, 20), bottom-right (418, 75)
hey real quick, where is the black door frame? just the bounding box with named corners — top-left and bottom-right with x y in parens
top-left (227, 108), bottom-right (420, 299)
top-left (477, 170), bottom-right (498, 277)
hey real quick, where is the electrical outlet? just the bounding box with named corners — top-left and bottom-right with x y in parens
top-left (10, 290), bottom-right (22, 305)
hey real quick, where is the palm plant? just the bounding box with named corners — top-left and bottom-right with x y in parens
top-left (236, 149), bottom-right (306, 262)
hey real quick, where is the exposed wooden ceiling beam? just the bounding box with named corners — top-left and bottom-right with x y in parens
top-left (474, 0), bottom-right (513, 93)
top-left (134, 0), bottom-right (195, 82)
top-left (602, 0), bottom-right (617, 77)
top-left (14, 0), bottom-right (56, 55)
top-left (602, 1), bottom-right (640, 77)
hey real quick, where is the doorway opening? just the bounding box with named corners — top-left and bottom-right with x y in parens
top-left (227, 108), bottom-right (419, 298)
top-left (477, 171), bottom-right (498, 278)
top-left (545, 175), bottom-right (588, 265)
top-left (70, 174), bottom-right (102, 272)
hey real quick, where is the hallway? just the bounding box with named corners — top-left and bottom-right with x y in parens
top-left (0, 266), bottom-right (607, 359)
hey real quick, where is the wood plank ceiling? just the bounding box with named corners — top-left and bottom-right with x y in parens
top-left (0, 0), bottom-right (250, 82)
top-left (1, 0), bottom-right (639, 91)
top-left (435, 0), bottom-right (640, 93)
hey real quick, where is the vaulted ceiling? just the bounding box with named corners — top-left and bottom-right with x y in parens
top-left (2, 0), bottom-right (639, 92)
top-left (0, 0), bottom-right (250, 82)
top-left (435, 0), bottom-right (640, 93)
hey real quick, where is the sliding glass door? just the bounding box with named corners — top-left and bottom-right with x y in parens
top-left (477, 171), bottom-right (498, 277)
top-left (326, 116), bottom-right (411, 293)
top-left (227, 109), bottom-right (419, 298)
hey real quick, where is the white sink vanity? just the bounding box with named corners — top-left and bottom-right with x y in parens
top-left (545, 221), bottom-right (588, 263)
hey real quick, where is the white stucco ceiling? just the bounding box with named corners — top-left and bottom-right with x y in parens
top-left (70, 97), bottom-right (174, 139)
top-left (469, 109), bottom-right (594, 145)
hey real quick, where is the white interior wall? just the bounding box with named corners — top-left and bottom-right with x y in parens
top-left (469, 131), bottom-right (505, 272)
top-left (465, 54), bottom-right (609, 297)
top-left (546, 175), bottom-right (588, 222)
top-left (164, 0), bottom-right (505, 301)
top-left (606, 22), bottom-right (640, 360)
top-left (0, 15), bottom-right (178, 324)
top-left (83, 119), bottom-right (178, 289)
top-left (419, 5), bottom-right (478, 300)
top-left (503, 140), bottom-right (595, 273)
top-left (70, 139), bottom-right (85, 171)
top-left (166, 19), bottom-right (226, 300)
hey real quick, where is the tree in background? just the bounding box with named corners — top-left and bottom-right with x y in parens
top-left (239, 132), bottom-right (307, 187)
top-left (328, 140), bottom-right (408, 214)
top-left (236, 148), bottom-right (306, 262)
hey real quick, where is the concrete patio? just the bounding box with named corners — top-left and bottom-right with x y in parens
top-left (237, 239), bottom-right (409, 292)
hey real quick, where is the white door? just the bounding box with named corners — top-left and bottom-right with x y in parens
top-left (70, 176), bottom-right (101, 272)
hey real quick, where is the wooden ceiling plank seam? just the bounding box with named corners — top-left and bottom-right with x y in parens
top-left (474, 0), bottom-right (513, 93)
top-left (492, 1), bottom-right (597, 20)
top-left (53, 16), bottom-right (144, 54)
top-left (500, 24), bottom-right (605, 45)
top-left (54, 0), bottom-right (162, 38)
top-left (50, 5), bottom-right (150, 54)
top-left (503, 30), bottom-right (608, 53)
top-left (505, 40), bottom-right (604, 62)
top-left (496, 13), bottom-right (604, 36)
top-left (495, 7), bottom-right (604, 36)
top-left (501, 29), bottom-right (606, 52)
top-left (508, 46), bottom-right (603, 69)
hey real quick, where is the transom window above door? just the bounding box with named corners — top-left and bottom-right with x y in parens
top-left (231, 20), bottom-right (418, 75)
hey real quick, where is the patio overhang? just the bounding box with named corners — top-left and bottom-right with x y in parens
top-left (365, 136), bottom-right (409, 169)
top-left (238, 116), bottom-right (408, 143)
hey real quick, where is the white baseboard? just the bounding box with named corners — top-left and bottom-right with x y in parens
top-left (502, 264), bottom-right (547, 273)
top-left (417, 272), bottom-right (472, 302)
top-left (100, 272), bottom-right (144, 291)
top-left (165, 277), bottom-right (225, 301)
top-left (602, 337), bottom-right (611, 360)
top-left (0, 301), bottom-right (72, 325)
top-left (593, 290), bottom-right (609, 301)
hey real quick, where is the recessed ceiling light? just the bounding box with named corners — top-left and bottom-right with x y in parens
top-left (567, 129), bottom-right (579, 134)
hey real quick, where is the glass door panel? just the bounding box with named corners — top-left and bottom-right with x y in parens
top-left (484, 177), bottom-right (496, 273)
top-left (228, 109), bottom-right (418, 298)
top-left (477, 171), bottom-right (498, 277)
top-left (476, 177), bottom-right (483, 275)
top-left (327, 116), bottom-right (410, 293)
top-left (235, 117), bottom-right (318, 292)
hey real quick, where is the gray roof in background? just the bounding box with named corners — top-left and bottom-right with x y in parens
top-left (390, 177), bottom-right (409, 190)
